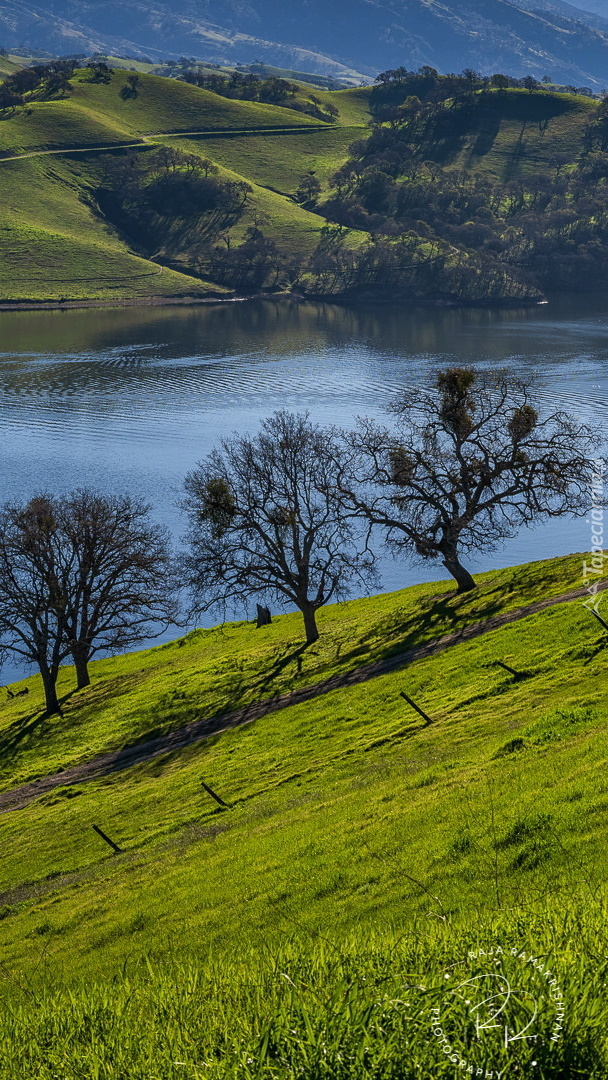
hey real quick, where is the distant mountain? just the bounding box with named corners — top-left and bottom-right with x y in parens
top-left (565, 0), bottom-right (608, 17)
top-left (2, 0), bottom-right (608, 87)
top-left (514, 0), bottom-right (608, 34)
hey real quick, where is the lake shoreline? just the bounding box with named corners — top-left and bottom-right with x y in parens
top-left (0, 291), bottom-right (547, 313)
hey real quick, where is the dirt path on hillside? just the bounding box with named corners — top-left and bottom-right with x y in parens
top-left (0, 580), bottom-right (604, 814)
top-left (0, 124), bottom-right (331, 164)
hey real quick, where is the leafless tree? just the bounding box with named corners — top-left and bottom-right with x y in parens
top-left (182, 411), bottom-right (377, 644)
top-left (336, 367), bottom-right (600, 593)
top-left (0, 492), bottom-right (177, 713)
top-left (57, 491), bottom-right (178, 689)
top-left (0, 497), bottom-right (71, 716)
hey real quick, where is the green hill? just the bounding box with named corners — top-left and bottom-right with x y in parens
top-left (418, 87), bottom-right (596, 180)
top-left (0, 68), bottom-right (370, 303)
top-left (0, 66), bottom-right (605, 304)
top-left (1, 553), bottom-right (608, 1076)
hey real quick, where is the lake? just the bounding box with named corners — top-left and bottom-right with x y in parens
top-left (0, 293), bottom-right (607, 677)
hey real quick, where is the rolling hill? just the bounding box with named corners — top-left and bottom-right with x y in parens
top-left (0, 67), bottom-right (370, 303)
top-left (2, 65), bottom-right (606, 306)
top-left (2, 0), bottom-right (608, 86)
top-left (0, 552), bottom-right (607, 1077)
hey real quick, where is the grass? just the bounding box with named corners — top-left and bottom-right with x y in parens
top-left (0, 155), bottom-right (221, 301)
top-left (0, 551), bottom-right (587, 786)
top-left (0, 555), bottom-right (605, 941)
top-left (183, 126), bottom-right (363, 195)
top-left (1, 905), bottom-right (606, 1079)
top-left (1, 552), bottom-right (607, 1075)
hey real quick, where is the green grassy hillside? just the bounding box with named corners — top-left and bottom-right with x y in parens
top-left (0, 154), bottom-right (222, 302)
top-left (428, 88), bottom-right (596, 181)
top-left (1, 554), bottom-right (607, 1076)
top-left (0, 69), bottom-right (370, 303)
top-left (0, 53), bottom-right (49, 79)
top-left (0, 70), bottom-right (602, 304)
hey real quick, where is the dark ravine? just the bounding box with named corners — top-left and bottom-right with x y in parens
top-left (1, 579), bottom-right (604, 815)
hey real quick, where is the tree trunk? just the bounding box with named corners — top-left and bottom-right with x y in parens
top-left (441, 550), bottom-right (476, 593)
top-left (72, 648), bottom-right (91, 689)
top-left (301, 604), bottom-right (319, 644)
top-left (41, 670), bottom-right (61, 716)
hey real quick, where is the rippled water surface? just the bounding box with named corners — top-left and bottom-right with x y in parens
top-left (1, 294), bottom-right (607, 672)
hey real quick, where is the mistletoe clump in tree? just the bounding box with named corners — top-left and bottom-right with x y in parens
top-left (339, 367), bottom-right (600, 592)
top-left (182, 411), bottom-right (377, 644)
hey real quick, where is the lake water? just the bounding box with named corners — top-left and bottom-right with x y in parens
top-left (0, 294), bottom-right (607, 677)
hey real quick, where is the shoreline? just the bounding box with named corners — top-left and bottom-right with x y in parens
top-left (0, 291), bottom-right (547, 313)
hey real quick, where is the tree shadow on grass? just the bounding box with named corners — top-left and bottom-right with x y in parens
top-left (0, 687), bottom-right (81, 766)
top-left (249, 641), bottom-right (313, 694)
top-left (354, 587), bottom-right (507, 664)
top-left (0, 708), bottom-right (53, 764)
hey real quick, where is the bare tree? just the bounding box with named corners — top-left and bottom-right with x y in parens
top-left (57, 491), bottom-right (178, 689)
top-left (0, 497), bottom-right (71, 716)
top-left (337, 367), bottom-right (600, 593)
top-left (0, 491), bottom-right (177, 712)
top-left (182, 411), bottom-right (376, 644)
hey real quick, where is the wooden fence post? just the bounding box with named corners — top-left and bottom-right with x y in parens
top-left (201, 780), bottom-right (232, 809)
top-left (400, 691), bottom-right (433, 725)
top-left (92, 824), bottom-right (122, 854)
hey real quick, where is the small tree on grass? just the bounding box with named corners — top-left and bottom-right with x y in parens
top-left (337, 367), bottom-right (599, 593)
top-left (0, 491), bottom-right (177, 713)
top-left (57, 491), bottom-right (177, 689)
top-left (182, 411), bottom-right (377, 644)
top-left (0, 497), bottom-right (71, 716)
top-left (296, 171), bottom-right (322, 204)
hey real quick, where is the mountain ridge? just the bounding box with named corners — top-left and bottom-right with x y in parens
top-left (2, 0), bottom-right (608, 86)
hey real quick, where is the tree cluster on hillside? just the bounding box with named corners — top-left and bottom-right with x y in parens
top-left (370, 66), bottom-right (595, 123)
top-left (0, 60), bottom-right (76, 111)
top-left (97, 147), bottom-right (251, 259)
top-left (313, 76), bottom-right (608, 295)
top-left (180, 69), bottom-right (339, 122)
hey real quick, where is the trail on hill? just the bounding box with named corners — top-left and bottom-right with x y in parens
top-left (0, 580), bottom-right (604, 814)
top-left (0, 125), bottom-right (333, 164)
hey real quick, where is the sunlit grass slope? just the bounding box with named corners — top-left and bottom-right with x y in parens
top-left (0, 70), bottom-right (367, 302)
top-left (0, 154), bottom-right (221, 301)
top-left (0, 71), bottom-right (325, 157)
top-left (1, 554), bottom-right (607, 968)
top-left (3, 908), bottom-right (607, 1079)
top-left (184, 126), bottom-right (363, 194)
top-left (1, 552), bottom-right (607, 1076)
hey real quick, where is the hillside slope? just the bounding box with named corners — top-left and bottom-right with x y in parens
top-left (2, 70), bottom-right (607, 305)
top-left (0, 553), bottom-right (607, 1076)
top-left (0, 68), bottom-right (366, 303)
